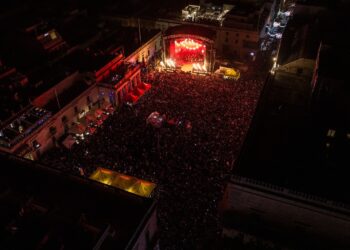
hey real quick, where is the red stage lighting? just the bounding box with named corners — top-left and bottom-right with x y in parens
top-left (172, 38), bottom-right (206, 65)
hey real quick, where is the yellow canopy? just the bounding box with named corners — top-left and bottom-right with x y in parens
top-left (217, 66), bottom-right (240, 79)
top-left (90, 168), bottom-right (156, 198)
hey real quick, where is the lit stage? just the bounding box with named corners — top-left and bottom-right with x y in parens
top-left (162, 25), bottom-right (216, 73)
top-left (181, 63), bottom-right (193, 72)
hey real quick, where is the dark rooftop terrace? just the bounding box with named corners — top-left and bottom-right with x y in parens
top-left (0, 152), bottom-right (154, 250)
top-left (43, 80), bottom-right (91, 114)
top-left (89, 26), bottom-right (160, 58)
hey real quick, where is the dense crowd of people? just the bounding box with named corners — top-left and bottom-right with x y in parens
top-left (41, 69), bottom-right (265, 249)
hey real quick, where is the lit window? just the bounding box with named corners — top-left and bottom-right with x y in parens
top-left (50, 31), bottom-right (57, 40)
top-left (32, 140), bottom-right (41, 149)
top-left (326, 129), bottom-right (336, 138)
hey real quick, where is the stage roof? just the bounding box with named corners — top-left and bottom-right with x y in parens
top-left (90, 168), bottom-right (156, 198)
top-left (164, 25), bottom-right (216, 41)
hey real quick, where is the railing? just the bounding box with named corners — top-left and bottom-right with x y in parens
top-left (230, 175), bottom-right (350, 213)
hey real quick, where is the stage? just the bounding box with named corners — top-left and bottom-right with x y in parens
top-left (181, 63), bottom-right (193, 72)
top-left (162, 25), bottom-right (216, 73)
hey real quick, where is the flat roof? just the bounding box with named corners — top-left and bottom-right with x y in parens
top-left (89, 26), bottom-right (160, 58)
top-left (56, 12), bottom-right (100, 46)
top-left (27, 52), bottom-right (81, 97)
top-left (0, 152), bottom-right (154, 250)
top-left (278, 14), bottom-right (320, 65)
top-left (234, 69), bottom-right (350, 204)
top-left (0, 106), bottom-right (51, 149)
top-left (164, 25), bottom-right (216, 41)
top-left (43, 80), bottom-right (90, 114)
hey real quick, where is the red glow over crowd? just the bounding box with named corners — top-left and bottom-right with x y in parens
top-left (41, 65), bottom-right (266, 248)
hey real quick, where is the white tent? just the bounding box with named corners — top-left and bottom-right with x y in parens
top-left (146, 112), bottom-right (164, 128)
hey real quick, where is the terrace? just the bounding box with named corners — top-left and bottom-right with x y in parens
top-left (182, 4), bottom-right (233, 26)
top-left (0, 66), bottom-right (29, 121)
top-left (43, 80), bottom-right (91, 114)
top-left (0, 152), bottom-right (154, 250)
top-left (0, 106), bottom-right (51, 149)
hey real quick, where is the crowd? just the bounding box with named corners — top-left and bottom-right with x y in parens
top-left (41, 70), bottom-right (265, 249)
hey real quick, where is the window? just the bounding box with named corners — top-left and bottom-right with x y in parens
top-left (49, 126), bottom-right (57, 135)
top-left (32, 140), bottom-right (41, 149)
top-left (327, 129), bottom-right (336, 138)
top-left (61, 116), bottom-right (68, 124)
top-left (226, 31), bottom-right (229, 36)
top-left (225, 37), bottom-right (229, 43)
top-left (74, 106), bottom-right (78, 114)
top-left (87, 96), bottom-right (91, 104)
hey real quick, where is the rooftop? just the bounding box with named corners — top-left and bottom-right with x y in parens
top-left (223, 2), bottom-right (263, 30)
top-left (89, 26), bottom-right (160, 58)
top-left (312, 45), bottom-right (350, 128)
top-left (278, 13), bottom-right (320, 65)
top-left (234, 59), bottom-right (350, 205)
top-left (181, 4), bottom-right (232, 26)
top-left (0, 106), bottom-right (51, 149)
top-left (0, 66), bottom-right (30, 122)
top-left (55, 11), bottom-right (101, 47)
top-left (43, 80), bottom-right (91, 114)
top-left (164, 25), bottom-right (216, 41)
top-left (0, 152), bottom-right (154, 250)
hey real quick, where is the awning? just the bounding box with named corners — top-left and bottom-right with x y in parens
top-left (90, 168), bottom-right (156, 198)
top-left (85, 113), bottom-right (96, 122)
top-left (133, 88), bottom-right (144, 96)
top-left (70, 123), bottom-right (86, 135)
top-left (125, 93), bottom-right (139, 103)
top-left (215, 66), bottom-right (240, 79)
top-left (95, 109), bottom-right (104, 116)
top-left (138, 82), bottom-right (151, 91)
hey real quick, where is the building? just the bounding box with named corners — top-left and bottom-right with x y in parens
top-left (310, 44), bottom-right (350, 174)
top-left (0, 25), bottom-right (161, 160)
top-left (220, 5), bottom-right (350, 249)
top-left (104, 0), bottom-right (276, 61)
top-left (0, 64), bottom-right (29, 122)
top-left (0, 152), bottom-right (158, 250)
top-left (221, 176), bottom-right (350, 249)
